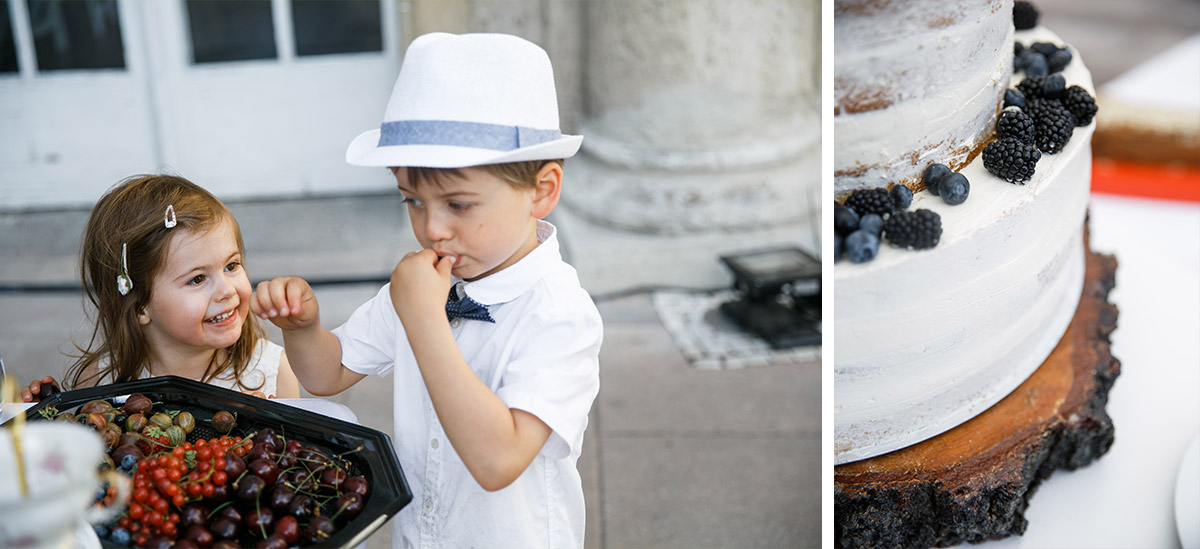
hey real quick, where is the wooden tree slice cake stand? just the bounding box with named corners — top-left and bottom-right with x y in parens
top-left (835, 225), bottom-right (1121, 548)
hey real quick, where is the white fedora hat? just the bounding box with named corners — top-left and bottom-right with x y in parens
top-left (346, 33), bottom-right (582, 168)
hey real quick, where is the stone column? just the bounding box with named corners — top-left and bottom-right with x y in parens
top-left (555, 0), bottom-right (821, 294)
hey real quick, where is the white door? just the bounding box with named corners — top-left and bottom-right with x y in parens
top-left (0, 0), bottom-right (401, 209)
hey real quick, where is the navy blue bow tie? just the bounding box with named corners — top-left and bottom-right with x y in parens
top-left (446, 286), bottom-right (495, 323)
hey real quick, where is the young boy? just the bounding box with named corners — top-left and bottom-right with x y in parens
top-left (250, 33), bottom-right (601, 548)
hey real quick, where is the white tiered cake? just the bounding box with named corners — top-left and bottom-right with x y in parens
top-left (834, 0), bottom-right (1097, 465)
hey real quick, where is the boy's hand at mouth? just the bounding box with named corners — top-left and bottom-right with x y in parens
top-left (391, 248), bottom-right (456, 325)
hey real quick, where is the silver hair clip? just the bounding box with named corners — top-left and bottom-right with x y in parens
top-left (116, 242), bottom-right (133, 296)
top-left (164, 205), bottom-right (177, 228)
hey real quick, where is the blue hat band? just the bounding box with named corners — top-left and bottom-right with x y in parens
top-left (378, 120), bottom-right (562, 151)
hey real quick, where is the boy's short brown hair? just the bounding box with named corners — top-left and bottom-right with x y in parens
top-left (393, 159), bottom-right (563, 190)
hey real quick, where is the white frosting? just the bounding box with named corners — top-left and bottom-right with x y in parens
top-left (834, 26), bottom-right (1096, 464)
top-left (835, 0), bottom-right (1013, 195)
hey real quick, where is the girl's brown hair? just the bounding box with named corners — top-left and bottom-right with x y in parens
top-left (65, 175), bottom-right (265, 391)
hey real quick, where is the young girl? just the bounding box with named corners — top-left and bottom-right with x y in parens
top-left (22, 175), bottom-right (299, 400)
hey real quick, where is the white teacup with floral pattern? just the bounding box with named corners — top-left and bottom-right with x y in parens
top-left (0, 421), bottom-right (129, 548)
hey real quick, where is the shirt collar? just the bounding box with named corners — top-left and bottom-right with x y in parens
top-left (451, 220), bottom-right (561, 306)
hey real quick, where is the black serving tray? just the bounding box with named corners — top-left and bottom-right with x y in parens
top-left (23, 376), bottom-right (411, 548)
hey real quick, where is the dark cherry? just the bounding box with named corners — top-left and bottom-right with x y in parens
top-left (244, 507), bottom-right (275, 536)
top-left (237, 474), bottom-right (266, 503)
top-left (335, 492), bottom-right (365, 522)
top-left (247, 458), bottom-right (280, 485)
top-left (285, 439), bottom-right (303, 454)
top-left (208, 482), bottom-right (231, 503)
top-left (256, 535), bottom-right (289, 549)
top-left (214, 505), bottom-right (243, 526)
top-left (171, 540), bottom-right (198, 549)
top-left (268, 484), bottom-right (296, 512)
top-left (321, 467), bottom-right (347, 491)
top-left (183, 525), bottom-right (214, 547)
top-left (209, 518), bottom-right (239, 540)
top-left (223, 451), bottom-right (246, 478)
top-left (180, 503), bottom-right (209, 529)
top-left (273, 515), bottom-right (301, 544)
top-left (343, 475), bottom-right (370, 498)
top-left (286, 494), bottom-right (315, 520)
top-left (304, 515), bottom-right (337, 544)
top-left (246, 442), bottom-right (272, 463)
top-left (254, 428), bottom-right (285, 453)
top-left (212, 541), bottom-right (240, 549)
top-left (143, 538), bottom-right (174, 549)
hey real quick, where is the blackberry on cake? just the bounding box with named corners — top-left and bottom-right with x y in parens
top-left (997, 109), bottom-right (1036, 143)
top-left (835, 233), bottom-right (844, 262)
top-left (844, 187), bottom-right (894, 217)
top-left (1018, 74), bottom-right (1066, 99)
top-left (939, 173), bottom-right (970, 205)
top-left (922, 163), bottom-right (951, 196)
top-left (1062, 85), bottom-right (1098, 126)
top-left (859, 213), bottom-right (884, 236)
top-left (882, 209), bottom-right (941, 250)
top-left (889, 184), bottom-right (913, 210)
top-left (983, 137), bottom-right (1042, 183)
top-left (1013, 0), bottom-right (1039, 30)
top-left (844, 230), bottom-right (879, 263)
top-left (1034, 103), bottom-right (1077, 154)
top-left (834, 202), bottom-right (860, 235)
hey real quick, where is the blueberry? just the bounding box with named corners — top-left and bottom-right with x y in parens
top-left (834, 233), bottom-right (844, 262)
top-left (1013, 55), bottom-right (1026, 72)
top-left (93, 524), bottom-right (110, 539)
top-left (889, 185), bottom-right (913, 210)
top-left (1047, 49), bottom-right (1072, 73)
top-left (1024, 52), bottom-right (1048, 76)
top-left (859, 213), bottom-right (884, 236)
top-left (1041, 73), bottom-right (1066, 98)
top-left (110, 528), bottom-right (131, 546)
top-left (120, 454), bottom-right (137, 471)
top-left (1030, 42), bottom-right (1059, 57)
top-left (1004, 88), bottom-right (1026, 109)
top-left (923, 163), bottom-right (951, 195)
top-left (844, 230), bottom-right (879, 263)
top-left (940, 173), bottom-right (970, 205)
top-left (834, 203), bottom-right (860, 235)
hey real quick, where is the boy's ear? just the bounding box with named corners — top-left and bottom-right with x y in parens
top-left (530, 162), bottom-right (563, 219)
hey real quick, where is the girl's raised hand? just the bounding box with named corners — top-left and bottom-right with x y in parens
top-left (21, 376), bottom-right (61, 403)
top-left (250, 276), bottom-right (320, 331)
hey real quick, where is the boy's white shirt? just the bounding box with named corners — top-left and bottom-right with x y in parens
top-left (333, 221), bottom-right (602, 549)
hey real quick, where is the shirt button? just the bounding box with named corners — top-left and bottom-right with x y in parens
top-left (431, 438), bottom-right (439, 449)
top-left (450, 318), bottom-right (463, 329)
top-left (423, 499), bottom-right (433, 512)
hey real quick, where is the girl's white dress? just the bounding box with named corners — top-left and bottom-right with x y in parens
top-left (100, 340), bottom-right (285, 397)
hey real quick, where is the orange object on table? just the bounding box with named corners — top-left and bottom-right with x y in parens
top-left (1091, 158), bottom-right (1200, 202)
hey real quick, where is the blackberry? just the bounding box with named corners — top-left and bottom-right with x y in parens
top-left (1062, 85), bottom-right (1098, 126)
top-left (834, 202), bottom-right (860, 235)
top-left (1004, 88), bottom-right (1027, 109)
top-left (940, 173), bottom-right (970, 205)
top-left (1033, 103), bottom-right (1076, 154)
top-left (835, 233), bottom-right (844, 262)
top-left (844, 230), bottom-right (880, 263)
top-left (1013, 1), bottom-right (1039, 30)
top-left (997, 109), bottom-right (1035, 143)
top-left (889, 184), bottom-right (913, 210)
top-left (883, 209), bottom-right (942, 250)
top-left (844, 187), bottom-right (894, 217)
top-left (983, 137), bottom-right (1041, 184)
top-left (923, 163), bottom-right (951, 195)
top-left (1018, 73), bottom-right (1065, 99)
top-left (1047, 48), bottom-right (1072, 73)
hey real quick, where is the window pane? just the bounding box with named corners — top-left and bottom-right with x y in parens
top-left (187, 0), bottom-right (276, 64)
top-left (1, 0), bottom-right (17, 73)
top-left (28, 0), bottom-right (125, 71)
top-left (292, 0), bottom-right (381, 57)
